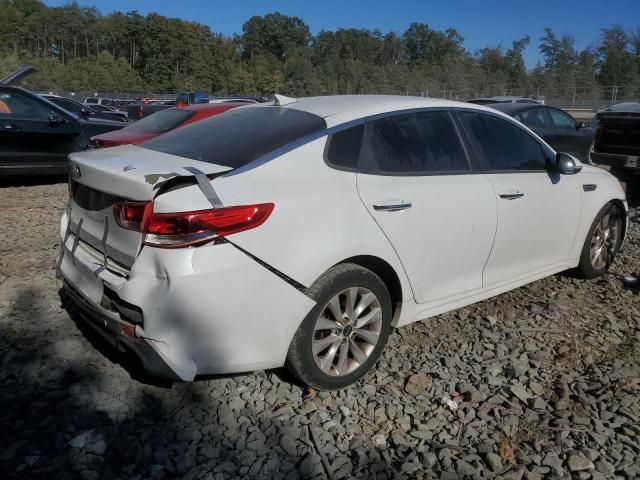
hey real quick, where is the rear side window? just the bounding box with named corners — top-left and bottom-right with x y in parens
top-left (125, 109), bottom-right (195, 133)
top-left (458, 112), bottom-right (547, 171)
top-left (143, 107), bottom-right (326, 168)
top-left (359, 111), bottom-right (469, 174)
top-left (325, 124), bottom-right (364, 170)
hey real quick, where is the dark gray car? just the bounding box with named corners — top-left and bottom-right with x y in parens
top-left (488, 103), bottom-right (594, 162)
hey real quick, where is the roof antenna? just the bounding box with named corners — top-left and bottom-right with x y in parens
top-left (274, 94), bottom-right (297, 106)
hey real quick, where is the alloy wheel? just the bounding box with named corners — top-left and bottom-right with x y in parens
top-left (311, 287), bottom-right (383, 376)
top-left (590, 209), bottom-right (621, 270)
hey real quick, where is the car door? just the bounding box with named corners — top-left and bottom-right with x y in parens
top-left (0, 88), bottom-right (82, 173)
top-left (457, 111), bottom-right (582, 287)
top-left (356, 110), bottom-right (497, 304)
top-left (546, 107), bottom-right (593, 160)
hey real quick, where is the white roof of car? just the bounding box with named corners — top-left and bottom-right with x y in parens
top-left (275, 95), bottom-right (503, 126)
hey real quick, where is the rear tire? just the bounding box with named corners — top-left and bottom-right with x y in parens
top-left (286, 263), bottom-right (392, 390)
top-left (577, 202), bottom-right (624, 279)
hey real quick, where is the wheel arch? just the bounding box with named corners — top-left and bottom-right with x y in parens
top-left (334, 255), bottom-right (404, 324)
top-left (610, 198), bottom-right (628, 243)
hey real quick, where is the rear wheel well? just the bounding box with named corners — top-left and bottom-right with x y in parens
top-left (336, 255), bottom-right (403, 317)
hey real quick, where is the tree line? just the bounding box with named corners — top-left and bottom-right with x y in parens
top-left (0, 0), bottom-right (639, 99)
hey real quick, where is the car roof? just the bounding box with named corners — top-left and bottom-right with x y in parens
top-left (273, 95), bottom-right (503, 125)
top-left (486, 103), bottom-right (545, 115)
top-left (606, 102), bottom-right (640, 112)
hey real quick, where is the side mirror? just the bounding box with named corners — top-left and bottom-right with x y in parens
top-left (48, 111), bottom-right (66, 126)
top-left (79, 107), bottom-right (92, 118)
top-left (577, 121), bottom-right (588, 129)
top-left (556, 152), bottom-right (582, 175)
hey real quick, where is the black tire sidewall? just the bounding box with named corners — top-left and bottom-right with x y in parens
top-left (288, 265), bottom-right (392, 390)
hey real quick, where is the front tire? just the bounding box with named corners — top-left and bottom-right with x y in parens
top-left (286, 263), bottom-right (392, 390)
top-left (577, 202), bottom-right (624, 279)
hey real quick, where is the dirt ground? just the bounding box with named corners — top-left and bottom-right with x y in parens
top-left (0, 179), bottom-right (638, 480)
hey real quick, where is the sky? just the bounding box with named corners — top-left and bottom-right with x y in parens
top-left (44, 0), bottom-right (640, 68)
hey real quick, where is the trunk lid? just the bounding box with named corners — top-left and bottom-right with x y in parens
top-left (66, 145), bottom-right (232, 270)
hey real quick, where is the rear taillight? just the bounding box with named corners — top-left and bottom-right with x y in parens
top-left (113, 201), bottom-right (152, 231)
top-left (143, 203), bottom-right (274, 248)
top-left (138, 106), bottom-right (144, 118)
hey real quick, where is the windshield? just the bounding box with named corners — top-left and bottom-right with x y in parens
top-left (46, 97), bottom-right (85, 114)
top-left (142, 106), bottom-right (327, 169)
top-left (123, 109), bottom-right (196, 133)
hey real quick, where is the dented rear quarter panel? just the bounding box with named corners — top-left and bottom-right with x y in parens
top-left (185, 137), bottom-right (414, 316)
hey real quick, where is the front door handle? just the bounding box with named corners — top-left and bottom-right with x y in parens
top-left (373, 202), bottom-right (412, 212)
top-left (2, 124), bottom-right (21, 131)
top-left (499, 193), bottom-right (524, 200)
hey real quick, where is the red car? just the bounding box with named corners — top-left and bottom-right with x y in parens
top-left (90, 103), bottom-right (246, 148)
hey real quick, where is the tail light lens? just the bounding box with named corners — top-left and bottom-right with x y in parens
top-left (113, 201), bottom-right (152, 231)
top-left (138, 105), bottom-right (144, 118)
top-left (144, 203), bottom-right (274, 248)
top-left (113, 201), bottom-right (274, 248)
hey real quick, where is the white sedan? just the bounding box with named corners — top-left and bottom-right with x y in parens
top-left (58, 95), bottom-right (627, 390)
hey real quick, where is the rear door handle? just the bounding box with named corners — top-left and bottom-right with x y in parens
top-left (373, 202), bottom-right (412, 212)
top-left (2, 124), bottom-right (21, 131)
top-left (499, 193), bottom-right (524, 200)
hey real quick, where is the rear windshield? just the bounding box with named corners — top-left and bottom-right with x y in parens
top-left (142, 106), bottom-right (327, 168)
top-left (125, 109), bottom-right (195, 134)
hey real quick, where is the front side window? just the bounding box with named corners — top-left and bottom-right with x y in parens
top-left (458, 112), bottom-right (547, 171)
top-left (143, 106), bottom-right (327, 169)
top-left (359, 111), bottom-right (469, 174)
top-left (547, 109), bottom-right (576, 128)
top-left (515, 108), bottom-right (551, 128)
top-left (0, 92), bottom-right (50, 120)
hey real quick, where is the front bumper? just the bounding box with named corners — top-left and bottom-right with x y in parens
top-left (591, 152), bottom-right (640, 171)
top-left (58, 212), bottom-right (315, 381)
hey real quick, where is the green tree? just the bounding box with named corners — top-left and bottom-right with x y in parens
top-left (241, 13), bottom-right (310, 62)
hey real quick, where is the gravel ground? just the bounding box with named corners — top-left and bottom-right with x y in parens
top-left (0, 180), bottom-right (638, 480)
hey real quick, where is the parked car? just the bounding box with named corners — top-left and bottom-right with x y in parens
top-left (468, 96), bottom-right (543, 105)
top-left (86, 103), bottom-right (129, 121)
top-left (590, 102), bottom-right (640, 198)
top-left (126, 92), bottom-right (209, 121)
top-left (208, 96), bottom-right (264, 105)
top-left (89, 102), bottom-right (247, 148)
top-left (83, 97), bottom-right (115, 107)
top-left (488, 103), bottom-right (595, 162)
top-left (58, 95), bottom-right (627, 389)
top-left (0, 66), bottom-right (125, 176)
top-left (40, 94), bottom-right (128, 123)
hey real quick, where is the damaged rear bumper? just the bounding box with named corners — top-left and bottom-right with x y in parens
top-left (63, 280), bottom-right (182, 381)
top-left (58, 212), bottom-right (316, 381)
